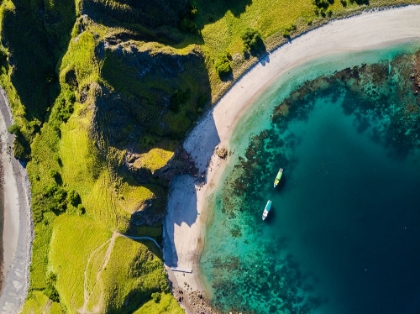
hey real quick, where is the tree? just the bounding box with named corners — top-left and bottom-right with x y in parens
top-left (241, 28), bottom-right (263, 53)
top-left (215, 53), bottom-right (232, 78)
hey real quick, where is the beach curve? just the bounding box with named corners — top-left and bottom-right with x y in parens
top-left (0, 88), bottom-right (33, 314)
top-left (164, 5), bottom-right (420, 313)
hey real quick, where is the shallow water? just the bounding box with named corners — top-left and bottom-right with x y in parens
top-left (200, 43), bottom-right (420, 314)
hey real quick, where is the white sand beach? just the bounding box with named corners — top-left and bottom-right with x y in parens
top-left (0, 88), bottom-right (32, 314)
top-left (164, 5), bottom-right (420, 312)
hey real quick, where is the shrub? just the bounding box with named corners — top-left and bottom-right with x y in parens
top-left (32, 204), bottom-right (44, 223)
top-left (215, 54), bottom-right (231, 78)
top-left (44, 183), bottom-right (68, 213)
top-left (283, 24), bottom-right (296, 39)
top-left (326, 8), bottom-right (333, 17)
top-left (151, 292), bottom-right (161, 303)
top-left (66, 189), bottom-right (81, 207)
top-left (0, 47), bottom-right (7, 67)
top-left (241, 28), bottom-right (264, 55)
top-left (13, 136), bottom-right (31, 160)
top-left (77, 204), bottom-right (86, 215)
top-left (49, 169), bottom-right (62, 184)
top-left (44, 271), bottom-right (59, 302)
top-left (44, 284), bottom-right (59, 303)
top-left (341, 0), bottom-right (347, 6)
top-left (313, 0), bottom-right (330, 9)
top-left (8, 124), bottom-right (21, 135)
top-left (49, 169), bottom-right (59, 179)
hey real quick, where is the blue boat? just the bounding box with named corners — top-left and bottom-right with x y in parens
top-left (262, 200), bottom-right (272, 220)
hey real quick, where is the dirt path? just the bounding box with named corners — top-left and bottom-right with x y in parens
top-left (79, 232), bottom-right (161, 313)
top-left (79, 232), bottom-right (117, 314)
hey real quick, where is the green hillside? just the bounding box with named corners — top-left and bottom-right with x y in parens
top-left (0, 0), bottom-right (419, 312)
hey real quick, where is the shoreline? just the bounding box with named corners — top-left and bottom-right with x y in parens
top-left (0, 87), bottom-right (33, 314)
top-left (164, 5), bottom-right (420, 313)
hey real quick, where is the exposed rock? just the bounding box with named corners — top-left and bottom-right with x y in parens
top-left (215, 147), bottom-right (228, 159)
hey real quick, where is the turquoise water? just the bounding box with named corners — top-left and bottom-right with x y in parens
top-left (199, 42), bottom-right (420, 314)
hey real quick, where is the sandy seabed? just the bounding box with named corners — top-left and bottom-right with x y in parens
top-left (163, 5), bottom-right (420, 313)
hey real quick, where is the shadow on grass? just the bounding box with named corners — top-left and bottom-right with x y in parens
top-left (94, 38), bottom-right (212, 152)
top-left (195, 0), bottom-right (253, 29)
top-left (82, 0), bottom-right (196, 45)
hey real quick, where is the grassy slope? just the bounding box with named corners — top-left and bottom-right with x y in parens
top-left (0, 0), bottom-right (419, 313)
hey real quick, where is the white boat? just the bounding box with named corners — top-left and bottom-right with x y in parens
top-left (262, 200), bottom-right (272, 221)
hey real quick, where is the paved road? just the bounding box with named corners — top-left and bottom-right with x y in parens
top-left (0, 88), bottom-right (33, 314)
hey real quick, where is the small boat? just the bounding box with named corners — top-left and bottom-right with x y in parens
top-left (274, 168), bottom-right (283, 188)
top-left (262, 200), bottom-right (272, 221)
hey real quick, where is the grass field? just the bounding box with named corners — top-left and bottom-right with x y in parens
top-left (1, 0), bottom-right (420, 313)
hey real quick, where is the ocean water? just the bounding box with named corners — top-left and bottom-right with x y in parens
top-left (199, 42), bottom-right (420, 314)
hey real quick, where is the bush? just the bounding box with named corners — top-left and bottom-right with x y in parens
top-left (340, 0), bottom-right (347, 6)
top-left (283, 24), bottom-right (297, 38)
top-left (13, 136), bottom-right (31, 160)
top-left (215, 54), bottom-right (231, 78)
top-left (326, 8), bottom-right (333, 17)
top-left (241, 28), bottom-right (264, 54)
top-left (0, 47), bottom-right (7, 67)
top-left (313, 0), bottom-right (330, 9)
top-left (44, 284), bottom-right (60, 303)
top-left (77, 204), bottom-right (86, 215)
top-left (44, 183), bottom-right (68, 213)
top-left (67, 189), bottom-right (81, 207)
top-left (8, 124), bottom-right (21, 135)
top-left (151, 292), bottom-right (161, 303)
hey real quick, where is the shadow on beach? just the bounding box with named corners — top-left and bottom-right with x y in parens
top-left (164, 175), bottom-right (198, 267)
top-left (164, 109), bottom-right (221, 268)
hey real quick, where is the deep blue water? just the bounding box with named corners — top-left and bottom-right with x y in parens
top-left (200, 43), bottom-right (420, 314)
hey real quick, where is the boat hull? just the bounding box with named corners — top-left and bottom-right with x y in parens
top-left (262, 200), bottom-right (272, 220)
top-left (273, 168), bottom-right (283, 188)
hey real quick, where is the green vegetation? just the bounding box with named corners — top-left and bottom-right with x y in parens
top-left (134, 293), bottom-right (184, 314)
top-left (134, 145), bottom-right (176, 175)
top-left (215, 53), bottom-right (232, 78)
top-left (0, 0), bottom-right (420, 313)
top-left (241, 28), bottom-right (265, 55)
